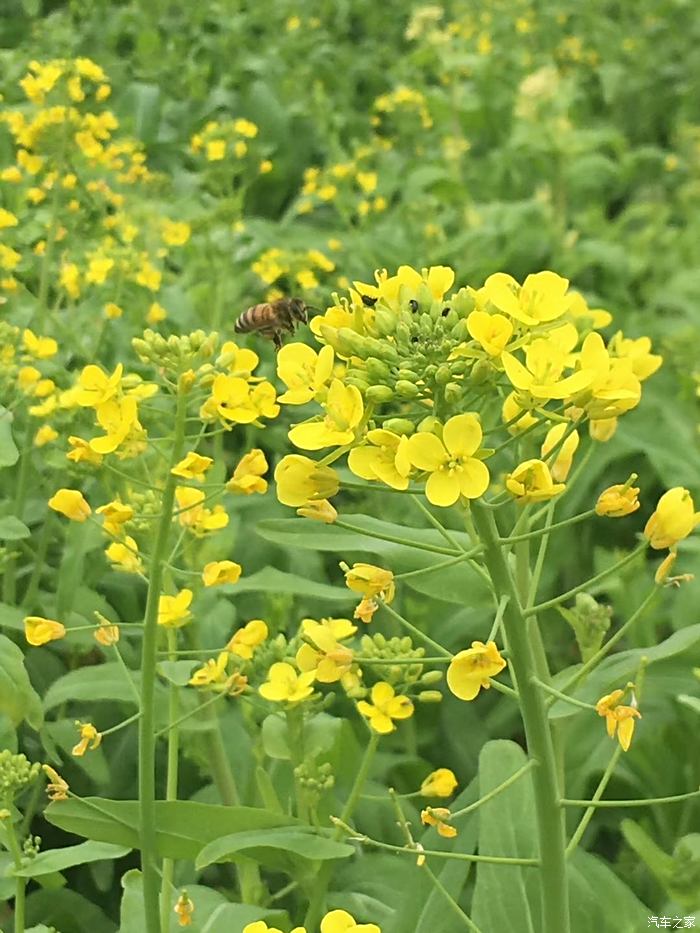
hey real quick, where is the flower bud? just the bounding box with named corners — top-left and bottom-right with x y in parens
top-left (470, 360), bottom-right (491, 384)
top-left (420, 670), bottom-right (444, 685)
top-left (366, 357), bottom-right (391, 381)
top-left (395, 380), bottom-right (420, 398)
top-left (372, 305), bottom-right (396, 336)
top-left (383, 418), bottom-right (414, 435)
top-left (444, 382), bottom-right (463, 404)
top-left (435, 364), bottom-right (451, 385)
top-left (366, 385), bottom-right (394, 403)
top-left (418, 690), bottom-right (443, 703)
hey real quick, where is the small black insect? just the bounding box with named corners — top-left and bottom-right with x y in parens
top-left (409, 299), bottom-right (419, 313)
top-left (361, 294), bottom-right (377, 308)
top-left (441, 307), bottom-right (451, 317)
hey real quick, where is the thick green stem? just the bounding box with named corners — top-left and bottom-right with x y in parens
top-left (160, 629), bottom-right (181, 932)
top-left (3, 421), bottom-right (33, 605)
top-left (4, 806), bottom-right (25, 933)
top-left (138, 385), bottom-right (188, 933)
top-left (471, 502), bottom-right (570, 933)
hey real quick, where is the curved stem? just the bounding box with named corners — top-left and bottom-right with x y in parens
top-left (138, 384), bottom-right (188, 933)
top-left (4, 801), bottom-right (26, 933)
top-left (471, 501), bottom-right (570, 933)
top-left (160, 629), bottom-right (181, 932)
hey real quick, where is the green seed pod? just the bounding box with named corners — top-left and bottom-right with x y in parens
top-left (383, 418), bottom-right (414, 435)
top-left (395, 380), bottom-right (420, 399)
top-left (421, 670), bottom-right (444, 685)
top-left (366, 385), bottom-right (394, 403)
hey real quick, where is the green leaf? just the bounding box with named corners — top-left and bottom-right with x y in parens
top-left (0, 407), bottom-right (19, 467)
top-left (261, 712), bottom-right (342, 761)
top-left (43, 663), bottom-right (142, 711)
top-left (0, 634), bottom-right (43, 729)
top-left (0, 516), bottom-right (30, 540)
top-left (195, 827), bottom-right (354, 873)
top-left (25, 887), bottom-right (114, 933)
top-left (678, 694), bottom-right (700, 715)
top-left (233, 567), bottom-right (353, 603)
top-left (471, 740), bottom-right (538, 933)
top-left (568, 849), bottom-right (650, 932)
top-left (15, 841), bottom-right (131, 878)
top-left (0, 602), bottom-right (25, 634)
top-left (124, 82), bottom-right (161, 144)
top-left (158, 659), bottom-right (197, 686)
top-left (550, 624), bottom-right (700, 721)
top-left (201, 903), bottom-right (290, 933)
top-left (45, 798), bottom-right (299, 860)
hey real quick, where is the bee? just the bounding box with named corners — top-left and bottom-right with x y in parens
top-left (234, 296), bottom-right (310, 350)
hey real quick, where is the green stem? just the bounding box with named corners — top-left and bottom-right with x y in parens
top-left (565, 748), bottom-right (621, 857)
top-left (531, 677), bottom-right (597, 712)
top-left (351, 834), bottom-right (539, 866)
top-left (3, 421), bottom-right (33, 605)
top-left (160, 629), bottom-right (181, 933)
top-left (525, 541), bottom-right (648, 617)
top-left (500, 509), bottom-right (594, 544)
top-left (561, 788), bottom-right (700, 808)
top-left (451, 760), bottom-right (536, 818)
top-left (334, 519), bottom-right (463, 557)
top-left (4, 804), bottom-right (25, 933)
top-left (21, 509), bottom-right (54, 610)
top-left (138, 384), bottom-right (188, 933)
top-left (379, 602), bottom-right (452, 657)
top-left (471, 502), bottom-right (570, 933)
top-left (422, 864), bottom-right (485, 933)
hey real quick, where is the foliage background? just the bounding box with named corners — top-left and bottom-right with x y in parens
top-left (1, 0), bottom-right (699, 930)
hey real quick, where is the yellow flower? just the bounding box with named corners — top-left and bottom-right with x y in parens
top-left (406, 414), bottom-right (489, 507)
top-left (344, 563), bottom-right (395, 602)
top-left (48, 488), bottom-right (91, 522)
top-left (207, 375), bottom-right (279, 424)
top-left (76, 363), bottom-right (123, 408)
top-left (171, 451), bottom-right (213, 481)
top-left (217, 340), bottom-right (259, 377)
top-left (147, 302), bottom-right (167, 325)
top-left (0, 208), bottom-right (19, 229)
top-left (24, 615), bottom-right (66, 647)
top-left (175, 487), bottom-right (229, 536)
top-left (226, 449), bottom-right (268, 495)
top-left (288, 379), bottom-right (363, 450)
top-left (174, 891), bottom-right (195, 927)
top-left (466, 310), bottom-right (513, 356)
top-left (589, 417), bottom-right (617, 443)
top-left (644, 488), bottom-right (700, 550)
top-left (595, 483), bottom-right (640, 518)
top-left (274, 455), bottom-right (339, 507)
top-left (162, 220), bottom-right (191, 246)
top-left (243, 923), bottom-right (306, 933)
top-left (59, 262), bottom-right (81, 299)
top-left (105, 537), bottom-right (143, 574)
top-left (158, 590), bottom-right (193, 628)
top-left (321, 910), bottom-right (380, 933)
top-left (189, 652), bottom-right (230, 687)
top-left (421, 806), bottom-right (457, 838)
top-left (296, 618), bottom-right (356, 683)
top-left (22, 328), bottom-right (58, 359)
top-left (96, 499), bottom-right (134, 536)
top-left (259, 662), bottom-right (315, 704)
top-left (540, 424), bottom-right (579, 482)
top-left (277, 343), bottom-right (334, 405)
top-left (297, 499), bottom-right (338, 523)
top-left (227, 619), bottom-right (268, 659)
top-left (43, 765), bottom-right (69, 801)
top-left (420, 768), bottom-right (458, 798)
top-left (34, 424), bottom-right (58, 447)
top-left (94, 619), bottom-right (120, 646)
top-left (90, 397), bottom-right (142, 455)
top-left (482, 270), bottom-right (573, 325)
top-left (608, 332), bottom-right (662, 381)
top-left (502, 330), bottom-right (593, 401)
top-left (67, 435), bottom-right (103, 465)
top-left (206, 139), bottom-right (226, 161)
top-left (72, 722), bottom-right (102, 757)
top-left (348, 429), bottom-right (412, 490)
top-left (447, 641), bottom-right (506, 701)
top-left (104, 302), bottom-right (123, 319)
top-left (505, 459), bottom-right (565, 504)
top-left (357, 682), bottom-right (414, 734)
top-left (202, 561), bottom-right (242, 587)
top-left (595, 689), bottom-right (641, 752)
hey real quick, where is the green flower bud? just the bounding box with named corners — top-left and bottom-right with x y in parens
top-left (397, 367), bottom-right (417, 380)
top-left (418, 690), bottom-right (444, 703)
top-left (450, 358), bottom-right (469, 375)
top-left (420, 670), bottom-right (444, 685)
top-left (451, 319), bottom-right (470, 341)
top-left (383, 418), bottom-right (414, 435)
top-left (471, 359), bottom-right (491, 384)
top-left (451, 286), bottom-right (475, 316)
top-left (372, 305), bottom-right (397, 337)
top-left (366, 357), bottom-right (391, 382)
top-left (395, 322), bottom-right (411, 347)
top-left (444, 382), bottom-right (463, 404)
top-left (366, 385), bottom-right (394, 403)
top-left (418, 416), bottom-right (442, 434)
top-left (395, 380), bottom-right (420, 399)
top-left (435, 364), bottom-right (451, 385)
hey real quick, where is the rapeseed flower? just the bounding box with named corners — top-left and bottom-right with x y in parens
top-left (259, 663), bottom-right (315, 704)
top-left (24, 615), bottom-right (66, 646)
top-left (595, 689), bottom-right (641, 751)
top-left (644, 488), bottom-right (699, 550)
top-left (447, 641), bottom-right (506, 701)
top-left (357, 681), bottom-right (414, 733)
top-left (406, 414), bottom-right (489, 506)
top-left (48, 488), bottom-right (91, 521)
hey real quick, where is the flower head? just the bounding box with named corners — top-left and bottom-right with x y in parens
top-left (227, 449), bottom-right (269, 495)
top-left (406, 414), bottom-right (489, 507)
top-left (297, 499), bottom-right (338, 523)
top-left (320, 909), bottom-right (381, 933)
top-left (421, 806), bottom-right (457, 838)
top-left (296, 618), bottom-right (356, 684)
top-left (227, 619), bottom-right (268, 659)
top-left (202, 561), bottom-right (242, 587)
top-left (48, 488), bottom-right (91, 522)
top-left (420, 768), bottom-right (458, 798)
top-left (357, 681), bottom-right (414, 733)
top-left (466, 310), bottom-right (513, 356)
top-left (171, 451), bottom-right (213, 481)
top-left (43, 764), bottom-right (69, 801)
top-left (24, 615), bottom-right (66, 647)
top-left (595, 482), bottom-right (640, 518)
top-left (72, 722), bottom-right (102, 757)
top-left (277, 343), bottom-right (334, 405)
top-left (105, 537), bottom-right (143, 574)
top-left (289, 379), bottom-right (363, 450)
top-left (540, 424), bottom-right (579, 483)
top-left (158, 590), bottom-right (193, 628)
top-left (189, 652), bottom-right (230, 687)
top-left (482, 270), bottom-right (573, 325)
top-left (505, 459), bottom-right (565, 504)
top-left (348, 430), bottom-right (412, 490)
top-left (644, 488), bottom-right (699, 550)
top-left (174, 891), bottom-right (194, 927)
top-left (447, 641), bottom-right (506, 701)
top-left (259, 662), bottom-right (315, 704)
top-left (596, 689), bottom-right (641, 752)
top-left (96, 499), bottom-right (133, 536)
top-left (274, 455), bottom-right (339, 507)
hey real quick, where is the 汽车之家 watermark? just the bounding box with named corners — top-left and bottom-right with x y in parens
top-left (648, 919), bottom-right (696, 929)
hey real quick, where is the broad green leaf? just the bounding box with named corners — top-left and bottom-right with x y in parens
top-left (0, 516), bottom-right (30, 540)
top-left (201, 903), bottom-right (290, 933)
top-left (0, 602), bottom-right (24, 634)
top-left (471, 740), bottom-right (538, 933)
top-left (124, 82), bottom-right (161, 144)
top-left (233, 566), bottom-right (353, 603)
top-left (0, 407), bottom-right (19, 467)
top-left (43, 663), bottom-right (142, 711)
top-left (158, 659), bottom-right (197, 686)
top-left (550, 624), bottom-right (700, 721)
top-left (0, 633), bottom-right (43, 729)
top-left (261, 712), bottom-right (342, 761)
top-left (678, 694), bottom-right (700, 715)
top-left (195, 827), bottom-right (354, 873)
top-left (45, 798), bottom-right (299, 860)
top-left (15, 841), bottom-right (131, 878)
top-left (568, 849), bottom-right (650, 932)
top-left (25, 887), bottom-right (114, 933)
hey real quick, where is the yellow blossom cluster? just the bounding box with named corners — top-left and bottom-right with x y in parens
top-left (251, 245), bottom-right (339, 294)
top-left (190, 116), bottom-right (271, 175)
top-left (294, 140), bottom-right (391, 220)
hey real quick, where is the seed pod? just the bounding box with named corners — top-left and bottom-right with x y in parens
top-left (418, 690), bottom-right (444, 703)
top-left (421, 670), bottom-right (444, 685)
